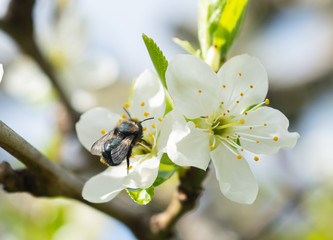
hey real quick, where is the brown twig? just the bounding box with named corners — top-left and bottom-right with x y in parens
top-left (0, 0), bottom-right (79, 124)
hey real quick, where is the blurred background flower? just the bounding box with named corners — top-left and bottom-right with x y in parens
top-left (1, 0), bottom-right (333, 239)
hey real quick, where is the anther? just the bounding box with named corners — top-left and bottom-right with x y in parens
top-left (195, 124), bottom-right (198, 128)
top-left (244, 112), bottom-right (248, 115)
top-left (250, 85), bottom-right (253, 88)
top-left (209, 145), bottom-right (214, 150)
top-left (254, 156), bottom-right (259, 161)
top-left (264, 123), bottom-right (267, 126)
top-left (238, 72), bottom-right (242, 76)
top-left (227, 110), bottom-right (230, 113)
top-left (222, 84), bottom-right (226, 88)
top-left (127, 166), bottom-right (133, 170)
top-left (210, 131), bottom-right (214, 135)
top-left (236, 100), bottom-right (239, 103)
top-left (239, 119), bottom-right (245, 124)
top-left (152, 123), bottom-right (156, 129)
top-left (265, 99), bottom-right (270, 104)
top-left (198, 89), bottom-right (202, 93)
top-left (223, 113), bottom-right (226, 116)
top-left (249, 127), bottom-right (253, 130)
top-left (148, 133), bottom-right (153, 138)
top-left (133, 117), bottom-right (139, 121)
top-left (143, 127), bottom-right (147, 131)
top-left (131, 153), bottom-right (136, 158)
top-left (100, 129), bottom-right (106, 134)
top-left (256, 140), bottom-right (259, 143)
top-left (221, 101), bottom-right (224, 104)
top-left (241, 148), bottom-right (244, 151)
top-left (124, 103), bottom-right (130, 108)
top-left (237, 154), bottom-right (242, 159)
top-left (240, 92), bottom-right (244, 96)
top-left (118, 119), bottom-right (122, 122)
top-left (226, 136), bottom-right (230, 139)
top-left (122, 114), bottom-right (127, 119)
top-left (158, 117), bottom-right (163, 122)
top-left (144, 112), bottom-right (150, 117)
top-left (238, 135), bottom-right (240, 138)
top-left (273, 136), bottom-right (279, 141)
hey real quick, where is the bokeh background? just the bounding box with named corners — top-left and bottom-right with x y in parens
top-left (1, 0), bottom-right (333, 239)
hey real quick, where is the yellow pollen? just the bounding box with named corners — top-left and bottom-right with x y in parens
top-left (240, 92), bottom-right (244, 96)
top-left (241, 148), bottom-right (244, 151)
top-left (236, 100), bottom-right (239, 103)
top-left (256, 140), bottom-right (259, 143)
top-left (133, 117), bottom-right (139, 121)
top-left (127, 166), bottom-right (133, 170)
top-left (222, 84), bottom-right (226, 88)
top-left (124, 103), bottom-right (130, 108)
top-left (148, 133), bottom-right (153, 138)
top-left (238, 72), bottom-right (242, 76)
top-left (239, 119), bottom-right (245, 124)
top-left (210, 131), bottom-right (214, 135)
top-left (209, 145), bottom-right (214, 150)
top-left (142, 127), bottom-right (147, 131)
top-left (265, 99), bottom-right (270, 104)
top-left (249, 127), bottom-right (253, 130)
top-left (195, 124), bottom-right (198, 128)
top-left (141, 101), bottom-right (145, 106)
top-left (122, 114), bottom-right (127, 119)
top-left (131, 153), bottom-right (136, 158)
top-left (273, 136), bottom-right (279, 141)
top-left (226, 136), bottom-right (229, 139)
top-left (254, 156), bottom-right (259, 161)
top-left (144, 112), bottom-right (150, 117)
top-left (221, 101), bottom-right (224, 104)
top-left (100, 129), bottom-right (106, 135)
top-left (264, 123), bottom-right (267, 126)
top-left (152, 123), bottom-right (156, 129)
top-left (237, 154), bottom-right (242, 159)
top-left (158, 117), bottom-right (163, 122)
top-left (250, 85), bottom-right (253, 88)
top-left (198, 89), bottom-right (202, 93)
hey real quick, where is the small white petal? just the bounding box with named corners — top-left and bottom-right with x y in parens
top-left (211, 144), bottom-right (258, 204)
top-left (217, 55), bottom-right (268, 115)
top-left (166, 110), bottom-right (211, 170)
top-left (235, 107), bottom-right (300, 154)
top-left (82, 165), bottom-right (127, 203)
top-left (0, 64), bottom-right (3, 83)
top-left (123, 156), bottom-right (160, 189)
top-left (166, 54), bottom-right (220, 119)
top-left (75, 107), bottom-right (121, 151)
top-left (130, 69), bottom-right (165, 133)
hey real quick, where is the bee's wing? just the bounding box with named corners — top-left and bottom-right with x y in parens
top-left (110, 135), bottom-right (135, 165)
top-left (90, 130), bottom-right (115, 156)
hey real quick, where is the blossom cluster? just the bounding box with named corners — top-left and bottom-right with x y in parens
top-left (76, 54), bottom-right (299, 204)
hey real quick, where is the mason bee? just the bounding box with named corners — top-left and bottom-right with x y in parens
top-left (91, 108), bottom-right (153, 172)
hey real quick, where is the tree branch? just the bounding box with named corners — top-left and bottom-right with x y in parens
top-left (0, 0), bottom-right (79, 124)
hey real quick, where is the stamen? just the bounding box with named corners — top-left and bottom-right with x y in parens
top-left (223, 113), bottom-right (226, 116)
top-left (158, 117), bottom-right (163, 122)
top-left (124, 103), bottom-right (130, 108)
top-left (244, 112), bottom-right (248, 115)
top-left (237, 154), bottom-right (242, 159)
top-left (144, 112), bottom-right (150, 117)
top-left (209, 145), bottom-right (214, 150)
top-left (265, 99), bottom-right (270, 104)
top-left (141, 101), bottom-right (145, 107)
top-left (222, 84), bottom-right (226, 88)
top-left (273, 136), bottom-right (279, 141)
top-left (195, 124), bottom-right (198, 128)
top-left (238, 72), bottom-right (242, 76)
top-left (127, 166), bottom-right (133, 170)
top-left (122, 114), bottom-right (127, 119)
top-left (264, 123), bottom-right (267, 126)
top-left (198, 89), bottom-right (202, 93)
top-left (254, 156), bottom-right (259, 161)
top-left (143, 127), bottom-right (147, 131)
top-left (249, 127), bottom-right (253, 130)
top-left (210, 131), bottom-right (214, 135)
top-left (148, 133), bottom-right (153, 138)
top-left (100, 129), bottom-right (106, 134)
top-left (250, 85), bottom-right (253, 88)
top-left (238, 135), bottom-right (240, 138)
top-left (221, 101), bottom-right (224, 104)
top-left (133, 117), bottom-right (139, 121)
top-left (240, 92), bottom-right (244, 96)
top-left (118, 119), bottom-right (122, 123)
top-left (256, 140), bottom-right (259, 143)
top-left (131, 153), bottom-right (136, 158)
top-left (241, 148), bottom-right (244, 151)
top-left (152, 123), bottom-right (156, 129)
top-left (236, 101), bottom-right (239, 103)
top-left (215, 119), bottom-right (245, 130)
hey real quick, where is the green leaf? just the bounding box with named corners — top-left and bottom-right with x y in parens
top-left (126, 186), bottom-right (154, 205)
top-left (153, 153), bottom-right (178, 187)
top-left (198, 0), bottom-right (227, 58)
top-left (213, 0), bottom-right (248, 59)
top-left (173, 37), bottom-right (199, 56)
top-left (142, 34), bottom-right (169, 89)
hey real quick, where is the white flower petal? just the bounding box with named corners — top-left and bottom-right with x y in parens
top-left (166, 110), bottom-right (211, 170)
top-left (130, 69), bottom-right (166, 133)
top-left (123, 156), bottom-right (160, 189)
top-left (217, 55), bottom-right (268, 115)
top-left (82, 165), bottom-right (127, 203)
top-left (0, 64), bottom-right (3, 83)
top-left (211, 144), bottom-right (258, 204)
top-left (75, 107), bottom-right (121, 151)
top-left (166, 54), bottom-right (220, 119)
top-left (234, 107), bottom-right (300, 154)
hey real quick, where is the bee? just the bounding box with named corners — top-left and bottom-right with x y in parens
top-left (91, 108), bottom-right (153, 173)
